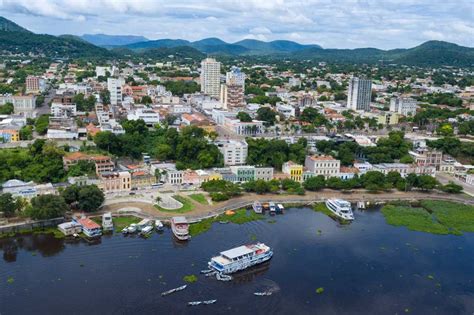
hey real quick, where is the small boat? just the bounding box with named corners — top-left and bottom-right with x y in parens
top-left (137, 219), bottom-right (153, 231)
top-left (205, 271), bottom-right (218, 277)
top-left (216, 273), bottom-right (232, 281)
top-left (127, 224), bottom-right (138, 233)
top-left (187, 301), bottom-right (202, 306)
top-left (269, 202), bottom-right (276, 215)
top-left (121, 228), bottom-right (128, 235)
top-left (325, 199), bottom-right (355, 221)
top-left (140, 225), bottom-right (153, 236)
top-left (73, 233), bottom-right (79, 238)
top-left (203, 300), bottom-right (217, 305)
top-left (262, 203), bottom-right (270, 211)
top-left (102, 212), bottom-right (114, 231)
top-left (252, 201), bottom-right (263, 214)
top-left (155, 220), bottom-right (164, 231)
top-left (219, 221), bottom-right (229, 224)
top-left (254, 291), bottom-right (272, 296)
top-left (161, 284), bottom-right (187, 297)
top-left (200, 269), bottom-right (213, 274)
top-left (277, 204), bottom-right (284, 213)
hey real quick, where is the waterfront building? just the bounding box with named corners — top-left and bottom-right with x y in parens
top-left (255, 167), bottom-right (274, 181)
top-left (347, 77), bottom-right (372, 111)
top-left (230, 165), bottom-right (256, 183)
top-left (200, 58), bottom-right (221, 99)
top-left (57, 222), bottom-right (82, 236)
top-left (390, 97), bottom-right (417, 116)
top-left (63, 152), bottom-right (114, 175)
top-left (216, 139), bottom-right (248, 166)
top-left (372, 163), bottom-right (411, 177)
top-left (282, 161), bottom-right (303, 182)
top-left (76, 217), bottom-right (102, 238)
top-left (305, 155), bottom-right (341, 178)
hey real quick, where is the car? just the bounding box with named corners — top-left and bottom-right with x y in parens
top-left (129, 192), bottom-right (136, 195)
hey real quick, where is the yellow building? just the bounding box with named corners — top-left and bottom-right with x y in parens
top-left (0, 127), bottom-right (20, 142)
top-left (208, 172), bottom-right (223, 181)
top-left (282, 161), bottom-right (303, 182)
top-left (377, 112), bottom-right (399, 125)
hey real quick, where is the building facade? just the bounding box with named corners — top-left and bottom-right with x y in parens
top-left (282, 161), bottom-right (303, 182)
top-left (347, 77), bottom-right (372, 111)
top-left (221, 67), bottom-right (245, 108)
top-left (390, 97), bottom-right (417, 116)
top-left (217, 139), bottom-right (248, 166)
top-left (200, 58), bottom-right (221, 99)
top-left (305, 155), bottom-right (341, 178)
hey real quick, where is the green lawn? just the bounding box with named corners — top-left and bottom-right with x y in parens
top-left (189, 208), bottom-right (264, 236)
top-left (113, 216), bottom-right (142, 232)
top-left (189, 193), bottom-right (209, 205)
top-left (155, 195), bottom-right (195, 213)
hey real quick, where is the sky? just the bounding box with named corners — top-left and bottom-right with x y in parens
top-left (0, 0), bottom-right (473, 49)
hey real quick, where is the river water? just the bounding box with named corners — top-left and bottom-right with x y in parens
top-left (1, 207), bottom-right (473, 315)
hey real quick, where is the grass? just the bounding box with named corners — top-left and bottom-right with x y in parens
top-left (155, 195), bottom-right (195, 213)
top-left (189, 209), bottom-right (264, 236)
top-left (113, 216), bottom-right (141, 232)
top-left (420, 200), bottom-right (474, 233)
top-left (189, 193), bottom-right (208, 205)
top-left (183, 274), bottom-right (198, 283)
top-left (381, 205), bottom-right (449, 235)
top-left (313, 203), bottom-right (351, 225)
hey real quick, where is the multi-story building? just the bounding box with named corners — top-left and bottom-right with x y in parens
top-left (130, 171), bottom-right (155, 189)
top-left (282, 161), bottom-right (303, 182)
top-left (51, 103), bottom-right (77, 117)
top-left (230, 165), bottom-right (256, 183)
top-left (305, 155), bottom-right (341, 178)
top-left (390, 97), bottom-right (417, 116)
top-left (99, 171), bottom-right (131, 192)
top-left (255, 167), bottom-right (274, 181)
top-left (409, 148), bottom-right (443, 170)
top-left (221, 67), bottom-right (245, 108)
top-left (107, 77), bottom-right (125, 106)
top-left (200, 58), bottom-right (221, 99)
top-left (225, 119), bottom-right (264, 136)
top-left (25, 75), bottom-right (46, 94)
top-left (216, 139), bottom-right (248, 166)
top-left (372, 163), bottom-right (411, 177)
top-left (127, 108), bottom-right (160, 126)
top-left (347, 77), bottom-right (372, 111)
top-left (0, 95), bottom-right (36, 117)
top-left (167, 169), bottom-right (184, 185)
top-left (0, 124), bottom-right (20, 142)
top-left (63, 152), bottom-right (115, 175)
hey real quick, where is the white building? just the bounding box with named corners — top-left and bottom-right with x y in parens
top-left (200, 58), bottom-right (221, 99)
top-left (347, 77), bottom-right (372, 111)
top-left (95, 66), bottom-right (111, 77)
top-left (0, 95), bottom-right (36, 118)
top-left (51, 103), bottom-right (77, 117)
top-left (107, 77), bottom-right (125, 106)
top-left (217, 140), bottom-right (248, 166)
top-left (305, 155), bottom-right (341, 178)
top-left (390, 97), bottom-right (417, 116)
top-left (276, 103), bottom-right (295, 118)
top-left (127, 108), bottom-right (160, 126)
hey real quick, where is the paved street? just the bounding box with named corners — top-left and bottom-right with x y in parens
top-left (436, 172), bottom-right (474, 197)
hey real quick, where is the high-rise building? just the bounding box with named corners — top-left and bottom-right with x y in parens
top-left (221, 67), bottom-right (245, 108)
top-left (216, 139), bottom-right (248, 166)
top-left (25, 75), bottom-right (45, 94)
top-left (390, 97), bottom-right (417, 116)
top-left (347, 77), bottom-right (372, 111)
top-left (107, 77), bottom-right (125, 106)
top-left (200, 58), bottom-right (221, 99)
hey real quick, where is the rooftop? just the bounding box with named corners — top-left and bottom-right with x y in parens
top-left (221, 245), bottom-right (254, 259)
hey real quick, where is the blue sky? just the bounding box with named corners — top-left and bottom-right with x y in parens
top-left (0, 0), bottom-right (472, 49)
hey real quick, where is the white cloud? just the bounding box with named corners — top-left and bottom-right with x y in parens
top-left (0, 0), bottom-right (472, 48)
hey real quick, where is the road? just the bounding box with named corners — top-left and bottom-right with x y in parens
top-left (436, 172), bottom-right (474, 197)
top-left (34, 88), bottom-right (56, 116)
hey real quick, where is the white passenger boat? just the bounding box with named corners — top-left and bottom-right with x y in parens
top-left (127, 223), bottom-right (138, 233)
top-left (208, 243), bottom-right (273, 274)
top-left (252, 201), bottom-right (262, 214)
top-left (325, 199), bottom-right (355, 220)
top-left (171, 216), bottom-right (190, 241)
top-left (269, 202), bottom-right (276, 215)
top-left (277, 204), bottom-right (284, 213)
top-left (140, 225), bottom-right (153, 236)
top-left (155, 220), bottom-right (164, 231)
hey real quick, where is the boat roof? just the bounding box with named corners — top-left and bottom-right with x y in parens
top-left (221, 245), bottom-right (254, 259)
top-left (172, 216), bottom-right (188, 224)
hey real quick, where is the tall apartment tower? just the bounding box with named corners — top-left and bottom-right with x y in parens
top-left (221, 66), bottom-right (245, 108)
top-left (200, 58), bottom-right (221, 99)
top-left (107, 77), bottom-right (125, 106)
top-left (347, 77), bottom-right (372, 111)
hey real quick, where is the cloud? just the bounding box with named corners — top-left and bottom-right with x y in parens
top-left (0, 0), bottom-right (472, 49)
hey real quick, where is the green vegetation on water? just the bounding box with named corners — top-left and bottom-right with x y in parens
top-left (316, 287), bottom-right (324, 294)
top-left (189, 209), bottom-right (264, 236)
top-left (188, 193), bottom-right (208, 205)
top-left (155, 195), bottom-right (195, 213)
top-left (183, 274), bottom-right (198, 283)
top-left (381, 200), bottom-right (474, 235)
top-left (7, 277), bottom-right (14, 284)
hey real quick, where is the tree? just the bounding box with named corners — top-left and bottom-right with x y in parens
top-left (61, 185), bottom-right (80, 205)
top-left (0, 102), bottom-right (14, 114)
top-left (27, 195), bottom-right (68, 220)
top-left (416, 175), bottom-right (438, 191)
top-left (256, 107), bottom-right (276, 126)
top-left (35, 114), bottom-right (49, 135)
top-left (386, 171), bottom-right (402, 186)
top-left (440, 181), bottom-right (463, 194)
top-left (77, 185), bottom-right (104, 212)
top-left (303, 175), bottom-right (326, 191)
top-left (100, 89), bottom-right (110, 105)
top-left (362, 171), bottom-right (388, 191)
top-left (437, 123), bottom-right (454, 137)
top-left (19, 125), bottom-right (33, 140)
top-left (236, 111), bottom-right (252, 122)
top-left (400, 155), bottom-right (414, 164)
top-left (0, 193), bottom-right (20, 217)
top-left (67, 160), bottom-right (96, 177)
top-left (326, 177), bottom-right (345, 190)
top-left (141, 95), bottom-right (153, 105)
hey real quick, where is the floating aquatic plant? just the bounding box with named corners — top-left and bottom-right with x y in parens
top-left (183, 274), bottom-right (198, 283)
top-left (316, 287), bottom-right (324, 294)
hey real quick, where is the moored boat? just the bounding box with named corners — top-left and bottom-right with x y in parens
top-left (155, 220), bottom-right (164, 231)
top-left (252, 201), bottom-right (263, 214)
top-left (171, 216), bottom-right (190, 241)
top-left (325, 198), bottom-right (355, 220)
top-left (102, 212), bottom-right (113, 231)
top-left (277, 204), bottom-right (284, 213)
top-left (161, 284), bottom-right (187, 296)
top-left (127, 223), bottom-right (138, 233)
top-left (269, 202), bottom-right (276, 215)
top-left (140, 225), bottom-right (153, 236)
top-left (208, 243), bottom-right (273, 274)
top-left (254, 291), bottom-right (272, 296)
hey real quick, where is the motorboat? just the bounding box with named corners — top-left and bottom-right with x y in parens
top-left (252, 201), bottom-right (263, 214)
top-left (269, 202), bottom-right (276, 215)
top-left (127, 223), bottom-right (138, 233)
top-left (277, 204), bottom-right (284, 213)
top-left (254, 292), bottom-right (272, 296)
top-left (171, 216), bottom-right (190, 241)
top-left (208, 243), bottom-right (273, 274)
top-left (325, 199), bottom-right (355, 220)
top-left (102, 212), bottom-right (113, 231)
top-left (161, 285), bottom-right (187, 297)
top-left (155, 220), bottom-right (164, 231)
top-left (140, 225), bottom-right (153, 236)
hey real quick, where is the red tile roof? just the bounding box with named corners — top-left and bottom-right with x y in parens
top-left (78, 218), bottom-right (101, 230)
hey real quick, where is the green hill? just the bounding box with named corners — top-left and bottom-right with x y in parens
top-left (0, 17), bottom-right (30, 33)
